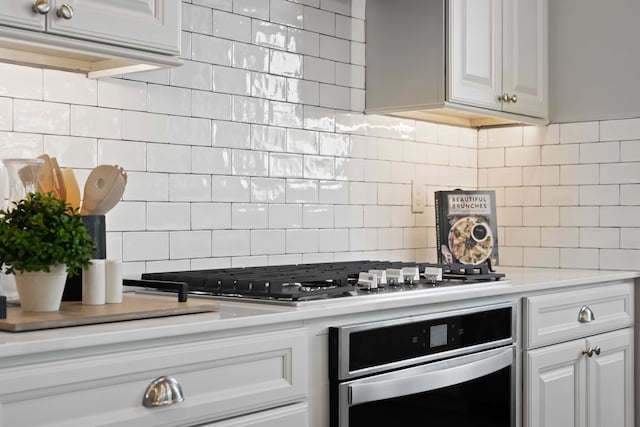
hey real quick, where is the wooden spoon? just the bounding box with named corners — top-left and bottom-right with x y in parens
top-left (50, 157), bottom-right (66, 201)
top-left (36, 154), bottom-right (54, 194)
top-left (80, 165), bottom-right (124, 215)
top-left (90, 169), bottom-right (127, 215)
top-left (60, 168), bottom-right (81, 210)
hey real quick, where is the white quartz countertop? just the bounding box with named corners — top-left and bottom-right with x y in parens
top-left (1, 267), bottom-right (638, 359)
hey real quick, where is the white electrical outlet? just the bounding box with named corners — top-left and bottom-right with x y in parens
top-left (411, 180), bottom-right (426, 213)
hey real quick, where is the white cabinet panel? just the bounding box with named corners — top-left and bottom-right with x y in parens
top-left (0, 2), bottom-right (44, 31)
top-left (202, 402), bottom-right (308, 427)
top-left (502, 0), bottom-right (548, 117)
top-left (449, 0), bottom-right (502, 111)
top-left (47, 0), bottom-right (180, 54)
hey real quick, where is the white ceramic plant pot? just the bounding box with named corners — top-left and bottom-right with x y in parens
top-left (15, 264), bottom-right (68, 312)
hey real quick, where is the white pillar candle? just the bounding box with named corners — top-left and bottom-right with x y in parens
top-left (82, 259), bottom-right (105, 305)
top-left (105, 259), bottom-right (123, 304)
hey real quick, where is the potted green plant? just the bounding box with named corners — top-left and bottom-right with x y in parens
top-left (0, 192), bottom-right (96, 311)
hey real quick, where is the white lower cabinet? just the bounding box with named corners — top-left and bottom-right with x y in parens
top-left (0, 328), bottom-right (308, 427)
top-left (525, 328), bottom-right (633, 427)
top-left (199, 402), bottom-right (308, 427)
top-left (524, 282), bottom-right (634, 427)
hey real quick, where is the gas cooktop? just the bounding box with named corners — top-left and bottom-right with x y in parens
top-left (127, 261), bottom-right (506, 305)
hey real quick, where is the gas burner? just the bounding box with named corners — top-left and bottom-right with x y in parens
top-left (132, 260), bottom-right (506, 304)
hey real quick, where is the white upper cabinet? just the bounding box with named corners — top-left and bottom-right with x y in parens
top-left (0, 0), bottom-right (181, 77)
top-left (0, 2), bottom-right (44, 31)
top-left (366, 0), bottom-right (548, 127)
top-left (46, 0), bottom-right (180, 55)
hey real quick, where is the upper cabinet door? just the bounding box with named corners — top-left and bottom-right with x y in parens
top-left (0, 1), bottom-right (46, 31)
top-left (448, 0), bottom-right (503, 111)
top-left (47, 0), bottom-right (180, 54)
top-left (502, 0), bottom-right (548, 117)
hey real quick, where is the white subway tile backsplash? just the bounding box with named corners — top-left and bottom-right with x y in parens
top-left (390, 206), bottom-right (414, 227)
top-left (124, 172), bottom-right (169, 201)
top-left (234, 0), bottom-right (269, 19)
top-left (505, 186), bottom-right (540, 206)
top-left (304, 155), bottom-right (334, 179)
top-left (579, 184), bottom-right (619, 206)
top-left (541, 227), bottom-right (579, 247)
top-left (44, 135), bottom-right (97, 168)
top-left (106, 202), bottom-right (146, 231)
top-left (304, 56), bottom-right (336, 84)
top-left (233, 42), bottom-right (269, 72)
top-left (540, 186), bottom-right (579, 206)
top-left (559, 121), bottom-right (599, 144)
top-left (378, 183), bottom-right (410, 206)
top-left (349, 181), bottom-right (377, 205)
top-left (250, 177), bottom-right (286, 202)
top-left (122, 111), bottom-right (169, 143)
top-left (523, 247), bottom-right (559, 268)
top-left (350, 228), bottom-right (377, 251)
top-left (505, 146), bottom-right (540, 166)
top-left (191, 34), bottom-right (232, 65)
top-left (269, 203), bottom-right (302, 228)
top-left (321, 0), bottom-right (350, 15)
top-left (364, 205), bottom-right (390, 227)
top-left (505, 227), bottom-right (540, 246)
top-left (147, 84), bottom-right (191, 116)
top-left (170, 174), bottom-right (211, 201)
top-left (98, 139), bottom-right (146, 171)
top-left (320, 35), bottom-right (350, 63)
top-left (233, 95), bottom-right (270, 124)
top-left (286, 179), bottom-right (318, 202)
top-left (212, 175), bottom-right (250, 202)
top-left (335, 157), bottom-right (364, 181)
top-left (303, 204), bottom-right (334, 228)
top-left (523, 166), bottom-right (559, 186)
top-left (0, 64), bottom-right (42, 100)
top-left (270, 101), bottom-right (304, 128)
top-left (523, 207), bottom-right (559, 226)
top-left (270, 152), bottom-right (304, 177)
top-left (212, 230), bottom-right (250, 256)
top-left (390, 162), bottom-right (414, 184)
top-left (147, 203), bottom-right (190, 230)
top-left (212, 9), bottom-right (252, 41)
top-left (123, 232), bottom-right (169, 261)
top-left (600, 118), bottom-right (640, 141)
top-left (0, 98), bottom-right (11, 130)
top-left (319, 229), bottom-right (349, 252)
top-left (319, 180), bottom-right (348, 204)
top-left (620, 184), bottom-right (640, 205)
top-left (580, 141), bottom-right (619, 164)
top-left (98, 78), bottom-right (146, 111)
top-left (601, 206), bottom-right (640, 227)
top-left (580, 227), bottom-right (619, 248)
top-left (319, 83), bottom-right (350, 110)
top-left (148, 143), bottom-right (191, 173)
top-left (524, 124), bottom-right (559, 146)
top-left (541, 144), bottom-right (579, 165)
top-left (559, 164), bottom-right (599, 185)
top-left (304, 6), bottom-right (335, 35)
top-left (14, 100), bottom-right (69, 134)
top-left (71, 106), bottom-right (122, 139)
top-left (271, 0), bottom-right (304, 28)
top-left (487, 167), bottom-right (523, 187)
top-left (560, 207), bottom-right (599, 227)
top-left (232, 203), bottom-right (268, 228)
top-left (232, 149), bottom-right (269, 176)
top-left (212, 65), bottom-right (250, 95)
top-left (212, 120), bottom-right (250, 148)
top-left (253, 21), bottom-right (287, 49)
top-left (250, 124), bottom-right (285, 152)
top-left (600, 163), bottom-right (640, 184)
top-left (169, 116), bottom-right (211, 147)
top-left (287, 78), bottom-right (320, 105)
top-left (335, 205), bottom-right (363, 227)
top-left (192, 146), bottom-right (231, 174)
top-left (251, 229), bottom-right (286, 254)
top-left (560, 248), bottom-right (599, 269)
top-left (600, 249), bottom-right (640, 270)
top-left (183, 3), bottom-right (213, 34)
top-left (251, 72), bottom-right (287, 101)
top-left (170, 60), bottom-right (212, 90)
top-left (303, 105), bottom-right (335, 131)
top-left (192, 203), bottom-right (232, 229)
top-left (486, 127), bottom-right (523, 148)
top-left (44, 70), bottom-right (97, 105)
top-left (286, 229), bottom-right (318, 252)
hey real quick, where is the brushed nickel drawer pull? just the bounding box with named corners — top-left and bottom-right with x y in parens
top-left (577, 305), bottom-right (595, 323)
top-left (142, 376), bottom-right (184, 408)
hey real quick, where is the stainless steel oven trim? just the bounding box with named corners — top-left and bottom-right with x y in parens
top-left (337, 345), bottom-right (516, 427)
top-left (335, 302), bottom-right (516, 380)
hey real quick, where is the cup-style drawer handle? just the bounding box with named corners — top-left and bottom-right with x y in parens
top-left (56, 3), bottom-right (74, 19)
top-left (32, 0), bottom-right (51, 14)
top-left (142, 376), bottom-right (184, 408)
top-left (577, 305), bottom-right (595, 323)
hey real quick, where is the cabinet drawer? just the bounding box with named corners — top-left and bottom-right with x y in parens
top-left (0, 328), bottom-right (307, 427)
top-left (524, 282), bottom-right (633, 349)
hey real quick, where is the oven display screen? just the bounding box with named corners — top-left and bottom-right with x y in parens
top-left (430, 324), bottom-right (448, 347)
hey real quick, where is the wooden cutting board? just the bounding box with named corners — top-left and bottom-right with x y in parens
top-left (0, 294), bottom-right (218, 332)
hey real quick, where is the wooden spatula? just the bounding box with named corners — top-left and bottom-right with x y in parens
top-left (60, 168), bottom-right (81, 210)
top-left (36, 154), bottom-right (54, 195)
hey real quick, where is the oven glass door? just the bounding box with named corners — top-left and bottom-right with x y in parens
top-left (339, 346), bottom-right (514, 427)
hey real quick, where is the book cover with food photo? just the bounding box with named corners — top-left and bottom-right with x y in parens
top-left (434, 189), bottom-right (498, 266)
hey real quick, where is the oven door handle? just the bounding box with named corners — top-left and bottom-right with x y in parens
top-left (348, 346), bottom-right (513, 405)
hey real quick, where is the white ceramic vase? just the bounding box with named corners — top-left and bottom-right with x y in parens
top-left (14, 264), bottom-right (68, 312)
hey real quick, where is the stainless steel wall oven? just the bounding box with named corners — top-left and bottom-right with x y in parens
top-left (329, 303), bottom-right (516, 427)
